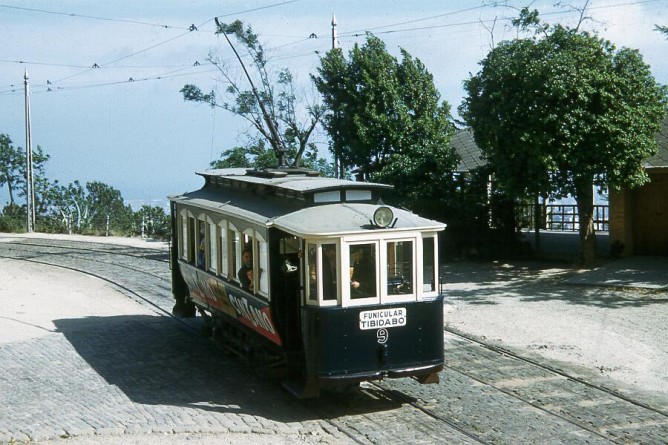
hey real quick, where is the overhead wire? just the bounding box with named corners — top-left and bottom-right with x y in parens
top-left (340, 0), bottom-right (666, 38)
top-left (0, 3), bottom-right (183, 29)
top-left (0, 0), bottom-right (304, 28)
top-left (1, 0), bottom-right (665, 96)
top-left (1, 0), bottom-right (304, 91)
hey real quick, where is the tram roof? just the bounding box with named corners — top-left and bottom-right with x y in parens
top-left (272, 203), bottom-right (446, 236)
top-left (195, 168), bottom-right (394, 194)
top-left (169, 169), bottom-right (445, 236)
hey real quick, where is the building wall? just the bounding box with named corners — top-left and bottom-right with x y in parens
top-left (610, 168), bottom-right (668, 256)
top-left (609, 188), bottom-right (633, 255)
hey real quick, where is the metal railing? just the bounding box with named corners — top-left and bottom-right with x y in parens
top-left (518, 204), bottom-right (609, 232)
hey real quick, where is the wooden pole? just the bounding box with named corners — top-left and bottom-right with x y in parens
top-left (24, 70), bottom-right (35, 232)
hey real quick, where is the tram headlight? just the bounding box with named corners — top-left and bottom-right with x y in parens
top-left (373, 206), bottom-right (394, 228)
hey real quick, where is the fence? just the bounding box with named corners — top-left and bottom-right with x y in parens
top-left (518, 204), bottom-right (609, 232)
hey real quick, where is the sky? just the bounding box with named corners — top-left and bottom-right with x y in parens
top-left (1, 0), bottom-right (667, 209)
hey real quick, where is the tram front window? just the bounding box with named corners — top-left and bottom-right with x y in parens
top-left (387, 240), bottom-right (413, 295)
top-left (350, 244), bottom-right (376, 299)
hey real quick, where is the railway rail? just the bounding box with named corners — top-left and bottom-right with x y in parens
top-left (1, 236), bottom-right (666, 444)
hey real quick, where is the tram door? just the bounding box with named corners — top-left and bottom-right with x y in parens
top-left (270, 231), bottom-right (303, 353)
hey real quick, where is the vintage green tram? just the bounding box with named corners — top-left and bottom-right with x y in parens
top-left (170, 168), bottom-right (445, 398)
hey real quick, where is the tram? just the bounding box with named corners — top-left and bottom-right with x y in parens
top-left (169, 167), bottom-right (445, 398)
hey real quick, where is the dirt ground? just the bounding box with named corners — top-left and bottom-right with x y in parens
top-left (441, 259), bottom-right (668, 400)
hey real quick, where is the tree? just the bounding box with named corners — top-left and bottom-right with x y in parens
top-left (133, 205), bottom-right (170, 239)
top-left (181, 20), bottom-right (326, 169)
top-left (656, 25), bottom-right (668, 38)
top-left (0, 135), bottom-right (50, 209)
top-left (85, 181), bottom-right (133, 233)
top-left (49, 180), bottom-right (86, 232)
top-left (460, 11), bottom-right (668, 266)
top-left (209, 138), bottom-right (334, 177)
top-left (313, 34), bottom-right (458, 219)
top-left (0, 134), bottom-right (23, 209)
top-left (49, 180), bottom-right (132, 234)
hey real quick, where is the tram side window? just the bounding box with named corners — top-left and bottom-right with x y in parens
top-left (322, 244), bottom-right (338, 301)
top-left (350, 244), bottom-right (377, 299)
top-left (239, 233), bottom-right (254, 291)
top-left (220, 224), bottom-right (228, 278)
top-left (387, 241), bottom-right (413, 295)
top-left (196, 220), bottom-right (206, 269)
top-left (423, 237), bottom-right (436, 292)
top-left (180, 214), bottom-right (188, 261)
top-left (229, 228), bottom-right (240, 280)
top-left (307, 244), bottom-right (317, 302)
top-left (187, 217), bottom-right (196, 264)
top-left (208, 222), bottom-right (218, 274)
top-left (257, 239), bottom-right (268, 295)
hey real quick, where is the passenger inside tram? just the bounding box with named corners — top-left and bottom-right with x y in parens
top-left (350, 245), bottom-right (376, 298)
top-left (238, 248), bottom-right (253, 290)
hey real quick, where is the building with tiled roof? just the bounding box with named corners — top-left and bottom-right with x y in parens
top-left (450, 128), bottom-right (485, 173)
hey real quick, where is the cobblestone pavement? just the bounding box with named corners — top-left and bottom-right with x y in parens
top-left (1, 234), bottom-right (667, 444)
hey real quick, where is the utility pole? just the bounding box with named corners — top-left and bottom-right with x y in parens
top-left (331, 14), bottom-right (338, 49)
top-left (331, 14), bottom-right (345, 178)
top-left (24, 70), bottom-right (35, 232)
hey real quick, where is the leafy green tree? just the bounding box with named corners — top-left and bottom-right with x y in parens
top-left (0, 135), bottom-right (50, 208)
top-left (133, 204), bottom-right (170, 239)
top-left (460, 10), bottom-right (668, 266)
top-left (181, 20), bottom-right (326, 169)
top-left (1, 135), bottom-right (53, 231)
top-left (210, 138), bottom-right (334, 177)
top-left (49, 181), bottom-right (86, 232)
top-left (313, 34), bottom-right (458, 219)
top-left (210, 139), bottom-right (280, 170)
top-left (0, 134), bottom-right (24, 208)
top-left (656, 25), bottom-right (668, 37)
top-left (85, 181), bottom-right (133, 233)
top-left (49, 180), bottom-right (132, 234)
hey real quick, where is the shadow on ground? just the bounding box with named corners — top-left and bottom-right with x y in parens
top-left (441, 259), bottom-right (668, 309)
top-left (53, 315), bottom-right (400, 421)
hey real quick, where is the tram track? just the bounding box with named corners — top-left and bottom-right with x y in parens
top-left (0, 239), bottom-right (171, 284)
top-left (443, 325), bottom-right (668, 419)
top-left (364, 382), bottom-right (493, 445)
top-left (0, 238), bottom-right (170, 262)
top-left (430, 326), bottom-right (668, 444)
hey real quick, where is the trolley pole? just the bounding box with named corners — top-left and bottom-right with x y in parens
top-left (24, 69), bottom-right (35, 233)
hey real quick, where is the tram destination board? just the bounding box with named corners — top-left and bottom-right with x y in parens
top-left (359, 307), bottom-right (407, 330)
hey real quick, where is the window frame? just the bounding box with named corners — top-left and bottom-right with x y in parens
top-left (228, 223), bottom-right (240, 282)
top-left (179, 210), bottom-right (188, 261)
top-left (305, 240), bottom-right (341, 307)
top-left (219, 220), bottom-right (229, 278)
top-left (382, 238), bottom-right (417, 304)
top-left (207, 217), bottom-right (219, 274)
top-left (342, 240), bottom-right (381, 307)
top-left (196, 216), bottom-right (207, 269)
top-left (420, 233), bottom-right (440, 299)
top-left (339, 232), bottom-right (430, 308)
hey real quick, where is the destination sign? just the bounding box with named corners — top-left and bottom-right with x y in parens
top-left (359, 307), bottom-right (406, 330)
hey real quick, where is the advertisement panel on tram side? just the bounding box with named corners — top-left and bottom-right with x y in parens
top-left (180, 265), bottom-right (282, 346)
